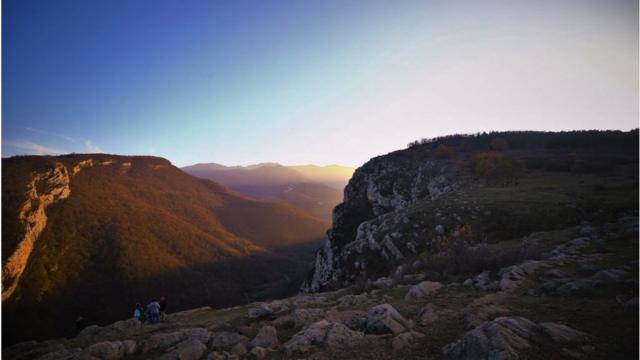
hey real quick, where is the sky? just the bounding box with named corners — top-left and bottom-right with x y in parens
top-left (2, 0), bottom-right (638, 167)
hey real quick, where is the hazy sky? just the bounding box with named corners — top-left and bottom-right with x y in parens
top-left (2, 0), bottom-right (638, 167)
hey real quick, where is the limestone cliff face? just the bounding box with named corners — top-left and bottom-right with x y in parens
top-left (2, 163), bottom-right (71, 301)
top-left (301, 148), bottom-right (458, 292)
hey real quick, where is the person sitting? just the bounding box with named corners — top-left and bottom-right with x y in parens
top-left (145, 299), bottom-right (161, 324)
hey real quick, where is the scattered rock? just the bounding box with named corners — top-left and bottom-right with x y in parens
top-left (160, 339), bottom-right (207, 360)
top-left (463, 271), bottom-right (493, 291)
top-left (180, 327), bottom-right (211, 343)
top-left (417, 304), bottom-right (439, 325)
top-left (283, 320), bottom-right (367, 354)
top-left (405, 281), bottom-right (442, 300)
top-left (210, 331), bottom-right (248, 349)
top-left (365, 304), bottom-right (413, 334)
top-left (84, 340), bottom-right (136, 360)
top-left (292, 308), bottom-right (326, 327)
top-left (372, 277), bottom-right (394, 289)
top-left (143, 332), bottom-right (187, 353)
top-left (538, 322), bottom-right (586, 343)
top-left (249, 325), bottom-right (278, 349)
top-left (435, 225), bottom-right (445, 235)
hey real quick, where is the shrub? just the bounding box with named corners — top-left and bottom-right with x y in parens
top-left (471, 151), bottom-right (516, 185)
top-left (489, 137), bottom-right (509, 151)
top-left (434, 144), bottom-right (457, 159)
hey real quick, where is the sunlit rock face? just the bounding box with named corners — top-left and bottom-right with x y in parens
top-left (2, 162), bottom-right (71, 301)
top-left (301, 147), bottom-right (457, 292)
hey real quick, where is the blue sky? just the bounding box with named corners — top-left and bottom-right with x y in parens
top-left (2, 0), bottom-right (638, 167)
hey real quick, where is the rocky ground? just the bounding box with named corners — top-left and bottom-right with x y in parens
top-left (5, 216), bottom-right (638, 360)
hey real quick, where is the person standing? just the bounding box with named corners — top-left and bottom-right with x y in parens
top-left (159, 296), bottom-right (167, 321)
top-left (145, 299), bottom-right (160, 324)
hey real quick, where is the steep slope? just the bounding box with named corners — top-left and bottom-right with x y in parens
top-left (302, 130), bottom-right (639, 292)
top-left (182, 163), bottom-right (352, 221)
top-left (2, 154), bottom-right (328, 345)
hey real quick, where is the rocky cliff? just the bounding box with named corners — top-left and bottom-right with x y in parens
top-left (302, 130), bottom-right (640, 293)
top-left (2, 162), bottom-right (71, 300)
top-left (301, 147), bottom-right (461, 292)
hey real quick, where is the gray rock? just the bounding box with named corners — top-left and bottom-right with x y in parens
top-left (142, 332), bottom-right (186, 353)
top-left (372, 277), bottom-right (394, 289)
top-left (435, 224), bottom-right (445, 235)
top-left (537, 322), bottom-right (586, 343)
top-left (365, 303), bottom-right (413, 334)
top-left (442, 317), bottom-right (537, 360)
top-left (83, 340), bottom-right (136, 360)
top-left (180, 327), bottom-right (211, 343)
top-left (249, 325), bottom-right (278, 349)
top-left (418, 304), bottom-right (439, 325)
top-left (110, 318), bottom-right (141, 332)
top-left (283, 320), bottom-right (367, 355)
top-left (159, 339), bottom-right (207, 360)
top-left (405, 281), bottom-right (442, 300)
top-left (292, 308), bottom-right (326, 327)
top-left (210, 331), bottom-right (248, 349)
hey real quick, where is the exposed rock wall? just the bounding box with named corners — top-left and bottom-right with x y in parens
top-left (301, 148), bottom-right (457, 292)
top-left (2, 163), bottom-right (71, 300)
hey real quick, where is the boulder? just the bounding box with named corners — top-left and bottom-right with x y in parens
top-left (83, 340), bottom-right (136, 360)
top-left (405, 281), bottom-right (442, 300)
top-left (365, 304), bottom-right (413, 334)
top-left (442, 317), bottom-right (537, 360)
top-left (421, 304), bottom-right (441, 325)
top-left (372, 277), bottom-right (394, 289)
top-left (292, 308), bottom-right (326, 327)
top-left (180, 327), bottom-right (211, 343)
top-left (249, 325), bottom-right (278, 349)
top-left (159, 339), bottom-right (207, 360)
top-left (210, 331), bottom-right (249, 349)
top-left (391, 331), bottom-right (425, 350)
top-left (142, 332), bottom-right (187, 353)
top-left (283, 320), bottom-right (366, 355)
top-left (537, 323), bottom-right (586, 343)
top-left (247, 300), bottom-right (289, 319)
top-left (463, 271), bottom-right (493, 291)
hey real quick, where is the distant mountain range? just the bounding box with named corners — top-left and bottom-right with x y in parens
top-left (2, 154), bottom-right (330, 345)
top-left (182, 163), bottom-right (354, 221)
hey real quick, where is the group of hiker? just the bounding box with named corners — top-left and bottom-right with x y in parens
top-left (133, 296), bottom-right (167, 324)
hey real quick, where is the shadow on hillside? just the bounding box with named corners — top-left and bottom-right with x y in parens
top-left (2, 240), bottom-right (323, 347)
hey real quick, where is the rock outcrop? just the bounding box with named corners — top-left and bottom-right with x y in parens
top-left (2, 162), bottom-right (71, 301)
top-left (301, 149), bottom-right (457, 292)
